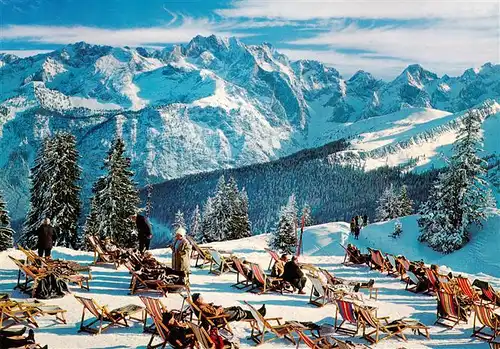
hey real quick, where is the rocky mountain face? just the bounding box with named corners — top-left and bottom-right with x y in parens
top-left (1, 35), bottom-right (499, 218)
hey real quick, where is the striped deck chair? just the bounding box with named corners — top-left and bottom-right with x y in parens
top-left (87, 235), bottom-right (119, 269)
top-left (472, 304), bottom-right (500, 341)
top-left (396, 256), bottom-right (411, 281)
top-left (9, 256), bottom-right (50, 298)
top-left (334, 299), bottom-right (359, 336)
top-left (0, 300), bottom-right (40, 329)
top-left (251, 263), bottom-right (289, 295)
top-left (295, 329), bottom-right (335, 349)
top-left (357, 304), bottom-right (429, 344)
top-left (368, 248), bottom-right (388, 272)
top-left (139, 296), bottom-right (168, 334)
top-left (74, 295), bottom-right (145, 334)
top-left (457, 276), bottom-right (481, 303)
top-left (405, 271), bottom-right (426, 293)
top-left (243, 301), bottom-right (296, 346)
top-left (480, 285), bottom-right (500, 308)
top-left (187, 236), bottom-right (213, 268)
top-left (435, 290), bottom-right (464, 328)
top-left (209, 250), bottom-right (235, 275)
top-left (264, 248), bottom-right (281, 271)
top-left (385, 254), bottom-right (399, 277)
top-left (440, 282), bottom-right (456, 295)
top-left (184, 296), bottom-right (232, 334)
top-left (231, 257), bottom-right (254, 290)
top-left (308, 274), bottom-right (337, 307)
top-left (145, 300), bottom-right (177, 349)
top-left (188, 322), bottom-right (216, 349)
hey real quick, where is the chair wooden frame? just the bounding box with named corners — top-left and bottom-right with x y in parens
top-left (435, 290), bottom-right (465, 328)
top-left (139, 296), bottom-right (168, 334)
top-left (186, 236), bottom-right (213, 269)
top-left (231, 257), bottom-right (255, 290)
top-left (188, 322), bottom-right (216, 349)
top-left (368, 248), bottom-right (388, 272)
top-left (308, 274), bottom-right (337, 307)
top-left (250, 263), bottom-right (290, 295)
top-left (334, 299), bottom-right (360, 336)
top-left (339, 244), bottom-right (365, 266)
top-left (244, 301), bottom-right (296, 346)
top-left (457, 276), bottom-right (481, 304)
top-left (74, 295), bottom-right (145, 334)
top-left (9, 256), bottom-right (49, 298)
top-left (87, 235), bottom-right (120, 269)
top-left (0, 300), bottom-right (40, 329)
top-left (208, 250), bottom-right (235, 275)
top-left (264, 248), bottom-right (281, 271)
top-left (385, 254), bottom-right (399, 277)
top-left (184, 296), bottom-right (233, 334)
top-left (124, 262), bottom-right (187, 296)
top-left (405, 271), bottom-right (427, 293)
top-left (395, 256), bottom-right (411, 281)
top-left (472, 303), bottom-right (500, 341)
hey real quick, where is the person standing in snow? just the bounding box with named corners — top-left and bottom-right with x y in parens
top-left (131, 213), bottom-right (153, 252)
top-left (36, 217), bottom-right (56, 257)
top-left (363, 214), bottom-right (368, 227)
top-left (358, 215), bottom-right (364, 229)
top-left (354, 224), bottom-right (360, 240)
top-left (283, 256), bottom-right (307, 294)
top-left (172, 227), bottom-right (191, 283)
top-left (350, 217), bottom-right (356, 235)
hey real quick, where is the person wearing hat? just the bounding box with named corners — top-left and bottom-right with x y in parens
top-left (172, 226), bottom-right (191, 283)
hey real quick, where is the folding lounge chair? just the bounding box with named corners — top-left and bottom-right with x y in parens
top-left (491, 336), bottom-right (500, 349)
top-left (251, 263), bottom-right (291, 295)
top-left (385, 254), bottom-right (399, 277)
top-left (87, 235), bottom-right (119, 269)
top-left (472, 303), bottom-right (500, 341)
top-left (356, 304), bottom-right (430, 344)
top-left (295, 329), bottom-right (336, 349)
top-left (479, 284), bottom-right (500, 308)
top-left (396, 256), bottom-right (411, 281)
top-left (209, 250), bottom-right (235, 275)
top-left (243, 301), bottom-right (296, 345)
top-left (339, 244), bottom-right (365, 266)
top-left (334, 299), bottom-right (359, 336)
top-left (74, 295), bottom-right (145, 334)
top-left (21, 300), bottom-right (67, 325)
top-left (9, 256), bottom-right (49, 298)
top-left (231, 257), bottom-right (254, 290)
top-left (405, 271), bottom-right (427, 293)
top-left (184, 296), bottom-right (232, 334)
top-left (368, 248), bottom-right (388, 272)
top-left (457, 276), bottom-right (481, 304)
top-left (435, 290), bottom-right (466, 328)
top-left (188, 322), bottom-right (217, 349)
top-left (125, 262), bottom-right (187, 296)
top-left (187, 236), bottom-right (213, 268)
top-left (139, 296), bottom-right (168, 334)
top-left (308, 274), bottom-right (338, 307)
top-left (264, 248), bottom-right (281, 271)
top-left (0, 300), bottom-right (40, 329)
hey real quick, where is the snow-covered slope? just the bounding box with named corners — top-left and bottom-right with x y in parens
top-left (0, 212), bottom-right (498, 348)
top-left (1, 36), bottom-right (500, 218)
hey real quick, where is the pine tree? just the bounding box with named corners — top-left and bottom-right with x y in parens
top-left (419, 109), bottom-right (494, 253)
top-left (145, 183), bottom-right (153, 218)
top-left (375, 184), bottom-right (399, 221)
top-left (270, 194), bottom-right (298, 254)
top-left (231, 188), bottom-right (252, 240)
top-left (190, 205), bottom-right (202, 241)
top-left (0, 190), bottom-right (14, 251)
top-left (21, 133), bottom-right (82, 248)
top-left (173, 210), bottom-right (186, 230)
top-left (209, 176), bottom-right (231, 242)
top-left (200, 197), bottom-right (214, 243)
top-left (301, 203), bottom-right (313, 227)
top-left (84, 138), bottom-right (139, 248)
top-left (399, 185), bottom-right (414, 217)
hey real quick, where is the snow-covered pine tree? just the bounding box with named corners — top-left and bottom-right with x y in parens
top-left (270, 194), bottom-right (298, 254)
top-left (301, 203), bottom-right (313, 227)
top-left (399, 185), bottom-right (414, 217)
top-left (0, 190), bottom-right (14, 251)
top-left (173, 210), bottom-right (186, 230)
top-left (145, 183), bottom-right (153, 218)
top-left (189, 205), bottom-right (202, 241)
top-left (21, 139), bottom-right (51, 248)
top-left (231, 187), bottom-right (252, 240)
top-left (209, 176), bottom-right (231, 242)
top-left (84, 138), bottom-right (139, 248)
top-left (375, 184), bottom-right (399, 221)
top-left (200, 197), bottom-right (214, 243)
top-left (419, 109), bottom-right (494, 253)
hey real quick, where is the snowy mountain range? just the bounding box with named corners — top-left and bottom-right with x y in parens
top-left (1, 35), bottom-right (500, 218)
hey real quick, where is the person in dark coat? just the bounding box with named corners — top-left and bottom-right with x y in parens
top-left (0, 328), bottom-right (41, 349)
top-left (354, 225), bottom-right (360, 240)
top-left (131, 213), bottom-right (153, 252)
top-left (37, 218), bottom-right (56, 257)
top-left (283, 256), bottom-right (307, 294)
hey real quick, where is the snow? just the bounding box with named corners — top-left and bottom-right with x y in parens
top-left (1, 212), bottom-right (499, 348)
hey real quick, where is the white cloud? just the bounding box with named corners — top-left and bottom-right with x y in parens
top-left (0, 49), bottom-right (52, 57)
top-left (0, 17), bottom-right (248, 47)
top-left (218, 0), bottom-right (499, 20)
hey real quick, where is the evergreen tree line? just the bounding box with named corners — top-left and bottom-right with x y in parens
top-left (375, 184), bottom-right (414, 222)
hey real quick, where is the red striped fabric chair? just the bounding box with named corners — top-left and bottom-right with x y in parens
top-left (334, 299), bottom-right (359, 336)
top-left (139, 296), bottom-right (167, 334)
top-left (250, 263), bottom-right (288, 295)
top-left (481, 285), bottom-right (500, 308)
top-left (435, 290), bottom-right (464, 328)
top-left (396, 256), bottom-right (411, 281)
top-left (472, 304), bottom-right (500, 341)
top-left (264, 248), bottom-right (281, 271)
top-left (457, 276), bottom-right (481, 303)
top-left (231, 257), bottom-right (254, 290)
top-left (368, 248), bottom-right (388, 272)
top-left (425, 268), bottom-right (439, 294)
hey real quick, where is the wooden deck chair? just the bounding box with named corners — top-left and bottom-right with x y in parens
top-left (125, 262), bottom-right (187, 296)
top-left (20, 301), bottom-right (67, 325)
top-left (139, 296), bottom-right (168, 334)
top-left (0, 300), bottom-right (40, 329)
top-left (457, 276), bottom-right (481, 303)
top-left (472, 304), bottom-right (500, 341)
top-left (425, 269), bottom-right (439, 294)
top-left (186, 236), bottom-right (213, 268)
top-left (339, 244), bottom-right (365, 266)
top-left (435, 290), bottom-right (465, 328)
top-left (243, 301), bottom-right (295, 346)
top-left (405, 271), bottom-right (427, 293)
top-left (480, 285), bottom-right (500, 308)
top-left (231, 257), bottom-right (254, 290)
top-left (144, 300), bottom-right (175, 349)
top-left (87, 235), bottom-right (119, 269)
top-left (251, 263), bottom-right (290, 295)
top-left (74, 295), bottom-right (145, 334)
top-left (295, 329), bottom-right (335, 348)
top-left (208, 250), bottom-right (235, 275)
top-left (184, 296), bottom-right (232, 334)
top-left (385, 254), bottom-right (399, 277)
top-left (367, 248), bottom-right (388, 272)
top-left (308, 274), bottom-right (337, 307)
top-left (357, 305), bottom-right (430, 344)
top-left (188, 322), bottom-right (217, 349)
top-left (331, 337), bottom-right (370, 349)
top-left (9, 256), bottom-right (49, 298)
top-left (396, 256), bottom-right (411, 281)
top-left (334, 299), bottom-right (359, 336)
top-left (264, 248), bottom-right (281, 271)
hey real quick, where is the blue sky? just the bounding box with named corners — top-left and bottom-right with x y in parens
top-left (1, 0), bottom-right (498, 79)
